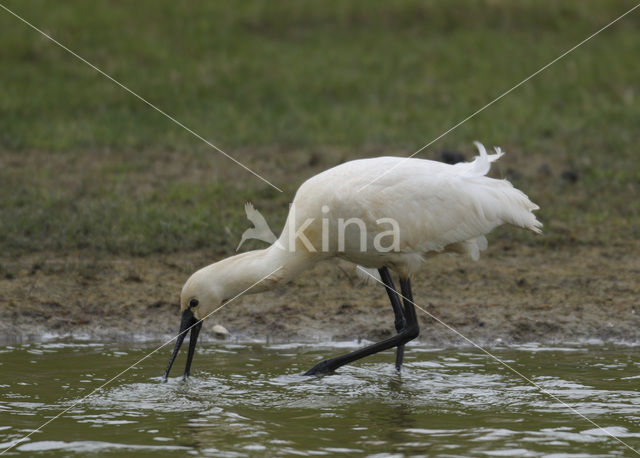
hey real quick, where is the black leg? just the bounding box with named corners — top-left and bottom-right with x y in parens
top-left (379, 267), bottom-right (407, 371)
top-left (304, 268), bottom-right (419, 376)
top-left (399, 277), bottom-right (419, 339)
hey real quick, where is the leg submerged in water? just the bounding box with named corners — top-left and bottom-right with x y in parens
top-left (379, 267), bottom-right (407, 371)
top-left (304, 267), bottom-right (420, 376)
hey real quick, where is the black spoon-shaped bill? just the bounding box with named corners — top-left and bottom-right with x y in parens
top-left (184, 319), bottom-right (202, 378)
top-left (163, 308), bottom-right (200, 381)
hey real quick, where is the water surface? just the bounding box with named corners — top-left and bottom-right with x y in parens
top-left (1, 340), bottom-right (640, 456)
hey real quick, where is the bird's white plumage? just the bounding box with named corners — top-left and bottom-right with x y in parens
top-left (280, 142), bottom-right (540, 275)
top-left (181, 143), bottom-right (541, 318)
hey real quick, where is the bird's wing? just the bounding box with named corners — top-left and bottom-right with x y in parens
top-left (292, 143), bottom-right (540, 257)
top-left (334, 155), bottom-right (539, 252)
top-left (370, 171), bottom-right (541, 254)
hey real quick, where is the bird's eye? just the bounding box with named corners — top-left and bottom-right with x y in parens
top-left (189, 298), bottom-right (199, 308)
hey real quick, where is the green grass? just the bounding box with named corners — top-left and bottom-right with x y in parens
top-left (1, 0), bottom-right (639, 255)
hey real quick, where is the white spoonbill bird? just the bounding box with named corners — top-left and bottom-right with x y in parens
top-left (164, 142), bottom-right (541, 379)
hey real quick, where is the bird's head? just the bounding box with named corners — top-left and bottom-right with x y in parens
top-left (180, 265), bottom-right (226, 320)
top-left (162, 249), bottom-right (276, 380)
top-left (163, 265), bottom-right (227, 381)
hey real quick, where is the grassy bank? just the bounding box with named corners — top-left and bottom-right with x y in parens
top-left (1, 0), bottom-right (639, 256)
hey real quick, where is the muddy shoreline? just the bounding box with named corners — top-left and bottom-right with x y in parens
top-left (1, 241), bottom-right (639, 345)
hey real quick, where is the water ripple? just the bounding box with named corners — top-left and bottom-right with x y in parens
top-left (2, 341), bottom-right (640, 456)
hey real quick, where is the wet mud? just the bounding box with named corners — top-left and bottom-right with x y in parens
top-left (1, 241), bottom-right (639, 345)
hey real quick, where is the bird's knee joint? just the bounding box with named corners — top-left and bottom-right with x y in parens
top-left (403, 324), bottom-right (419, 341)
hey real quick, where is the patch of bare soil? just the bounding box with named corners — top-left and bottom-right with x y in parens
top-left (1, 241), bottom-right (639, 345)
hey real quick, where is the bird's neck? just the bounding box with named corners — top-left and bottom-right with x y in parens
top-left (215, 244), bottom-right (316, 298)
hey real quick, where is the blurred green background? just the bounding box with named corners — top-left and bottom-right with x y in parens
top-left (1, 0), bottom-right (638, 256)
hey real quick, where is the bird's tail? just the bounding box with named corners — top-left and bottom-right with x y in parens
top-left (455, 142), bottom-right (542, 235)
top-left (491, 184), bottom-right (543, 234)
top-left (471, 168), bottom-right (543, 235)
